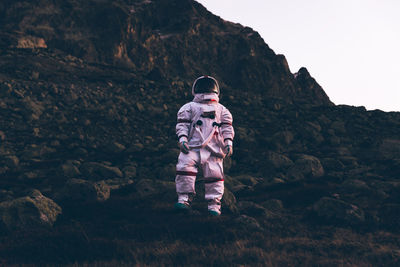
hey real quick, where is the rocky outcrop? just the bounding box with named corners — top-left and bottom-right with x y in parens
top-left (0, 0), bottom-right (332, 106)
top-left (294, 67), bottom-right (333, 106)
top-left (0, 190), bottom-right (62, 231)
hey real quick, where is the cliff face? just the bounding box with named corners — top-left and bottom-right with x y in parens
top-left (0, 0), bottom-right (332, 105)
top-left (1, 0), bottom-right (400, 266)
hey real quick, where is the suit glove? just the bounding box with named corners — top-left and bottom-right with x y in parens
top-left (179, 141), bottom-right (189, 154)
top-left (224, 145), bottom-right (233, 157)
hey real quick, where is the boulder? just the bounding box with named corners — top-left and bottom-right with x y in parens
top-left (103, 142), bottom-right (126, 154)
top-left (61, 161), bottom-right (81, 177)
top-left (20, 144), bottom-right (41, 161)
top-left (233, 175), bottom-right (261, 186)
top-left (80, 162), bottom-right (123, 180)
top-left (56, 179), bottom-right (111, 203)
top-left (21, 96), bottom-right (44, 121)
top-left (147, 104), bottom-right (164, 116)
top-left (122, 165), bottom-right (137, 179)
top-left (339, 179), bottom-right (370, 194)
top-left (224, 175), bottom-right (244, 191)
top-left (233, 215), bottom-right (263, 231)
top-left (3, 155), bottom-right (19, 169)
top-left (306, 121), bottom-right (322, 132)
top-left (0, 190), bottom-right (62, 231)
top-left (302, 122), bottom-right (324, 144)
top-left (273, 130), bottom-right (294, 146)
top-left (136, 102), bottom-right (145, 112)
top-left (259, 177), bottom-right (286, 188)
top-left (338, 156), bottom-right (358, 168)
top-left (317, 114), bottom-right (331, 126)
top-left (378, 139), bottom-right (400, 159)
top-left (0, 130), bottom-right (5, 141)
top-left (104, 178), bottom-right (134, 191)
top-left (336, 147), bottom-right (352, 156)
top-left (370, 181), bottom-right (400, 195)
top-left (266, 151), bottom-right (294, 170)
top-left (0, 190), bottom-right (14, 202)
top-left (331, 120), bottom-right (346, 134)
top-left (16, 35), bottom-right (47, 49)
top-left (126, 143), bottom-right (145, 153)
top-left (19, 170), bottom-right (46, 180)
top-left (321, 158), bottom-right (345, 172)
top-left (313, 197), bottom-right (365, 225)
top-left (288, 155), bottom-right (324, 180)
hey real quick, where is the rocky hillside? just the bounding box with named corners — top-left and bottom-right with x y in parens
top-left (0, 0), bottom-right (400, 265)
top-left (0, 0), bottom-right (332, 105)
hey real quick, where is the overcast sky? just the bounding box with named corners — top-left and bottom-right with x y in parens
top-left (196, 0), bottom-right (400, 112)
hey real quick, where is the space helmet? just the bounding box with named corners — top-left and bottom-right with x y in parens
top-left (191, 76), bottom-right (220, 96)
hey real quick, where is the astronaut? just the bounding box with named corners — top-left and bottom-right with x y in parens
top-left (174, 76), bottom-right (234, 216)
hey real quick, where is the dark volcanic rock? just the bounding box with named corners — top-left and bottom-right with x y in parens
top-left (122, 165), bottom-right (137, 179)
top-left (294, 67), bottom-right (333, 106)
top-left (339, 179), bottom-right (371, 194)
top-left (313, 197), bottom-right (365, 225)
top-left (266, 151), bottom-right (294, 170)
top-left (61, 161), bottom-right (81, 177)
top-left (80, 162), bottom-right (123, 180)
top-left (0, 190), bottom-right (62, 231)
top-left (287, 155), bottom-right (324, 180)
top-left (56, 178), bottom-right (111, 203)
top-left (0, 0), bottom-right (332, 106)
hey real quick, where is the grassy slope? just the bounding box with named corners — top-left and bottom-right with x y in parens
top-left (1, 188), bottom-right (399, 266)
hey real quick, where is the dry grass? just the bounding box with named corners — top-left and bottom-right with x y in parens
top-left (0, 197), bottom-right (399, 266)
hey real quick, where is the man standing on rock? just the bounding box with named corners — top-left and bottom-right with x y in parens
top-left (174, 76), bottom-right (234, 216)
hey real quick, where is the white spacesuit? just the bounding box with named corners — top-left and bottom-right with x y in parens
top-left (175, 76), bottom-right (234, 216)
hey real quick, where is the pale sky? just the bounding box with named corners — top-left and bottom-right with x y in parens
top-left (196, 0), bottom-right (400, 112)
